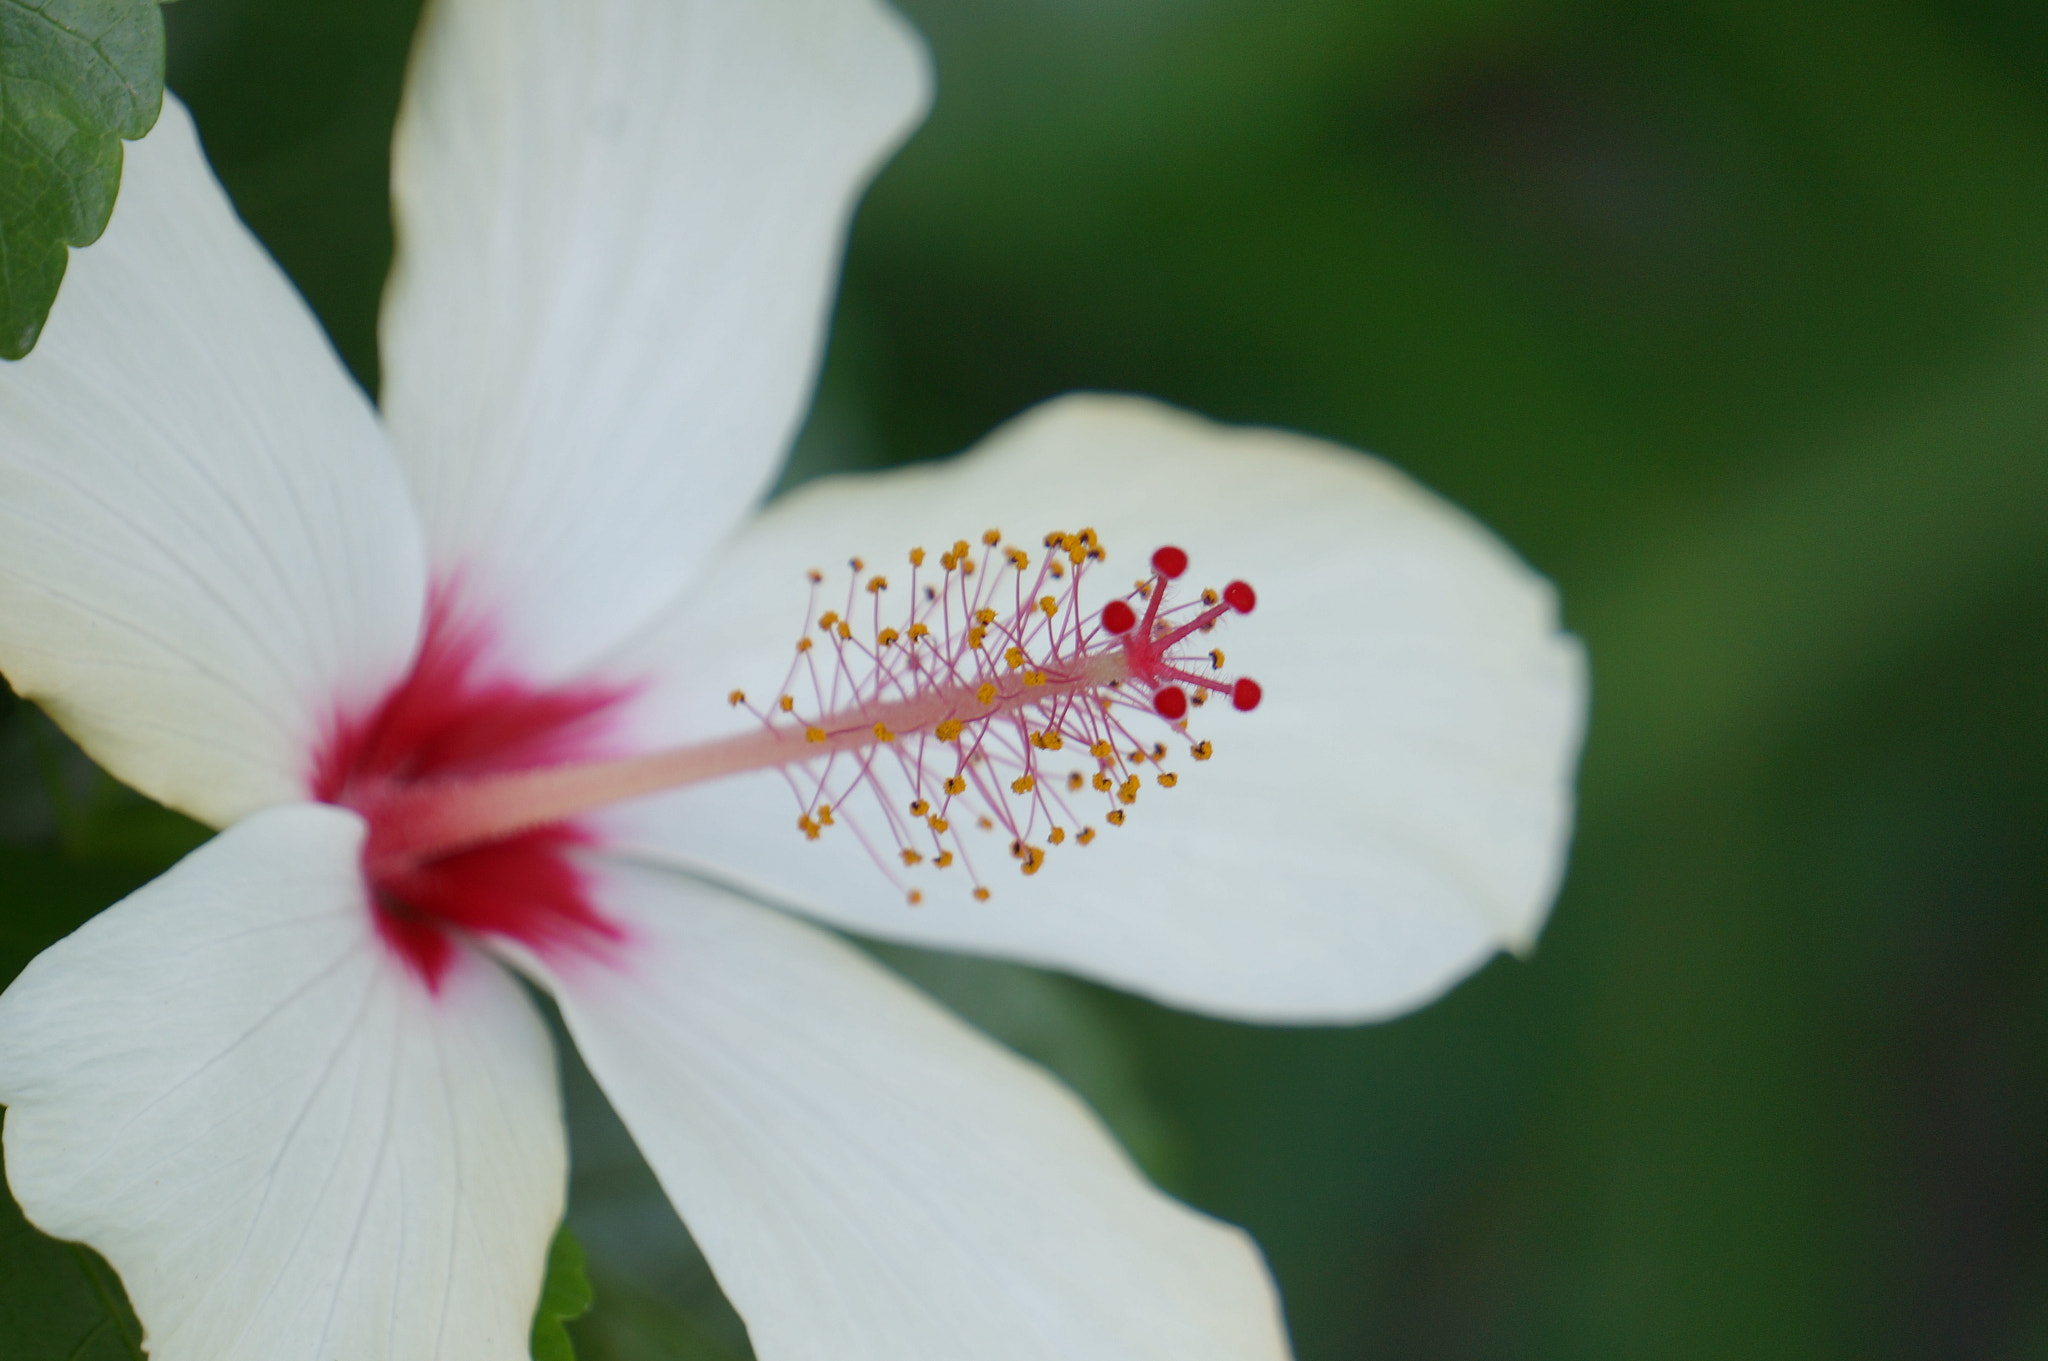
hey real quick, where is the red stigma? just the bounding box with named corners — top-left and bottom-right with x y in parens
top-left (312, 592), bottom-right (631, 989)
top-left (1151, 545), bottom-right (1189, 579)
top-left (1152, 686), bottom-right (1188, 720)
top-left (1101, 599), bottom-right (1137, 634)
top-left (1232, 678), bottom-right (1263, 711)
top-left (1224, 580), bottom-right (1256, 614)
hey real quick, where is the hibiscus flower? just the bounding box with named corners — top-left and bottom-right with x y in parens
top-left (0, 0), bottom-right (1585, 1357)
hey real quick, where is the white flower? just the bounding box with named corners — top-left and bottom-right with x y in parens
top-left (0, 0), bottom-right (1585, 1358)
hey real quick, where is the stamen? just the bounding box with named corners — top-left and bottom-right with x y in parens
top-left (719, 533), bottom-right (1264, 902)
top-left (363, 535), bottom-right (1264, 909)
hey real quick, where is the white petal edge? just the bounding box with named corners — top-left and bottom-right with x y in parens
top-left (0, 98), bottom-right (427, 828)
top-left (522, 856), bottom-right (1291, 1361)
top-left (380, 0), bottom-right (931, 681)
top-left (0, 805), bottom-right (567, 1361)
top-left (596, 394), bottom-right (1588, 1023)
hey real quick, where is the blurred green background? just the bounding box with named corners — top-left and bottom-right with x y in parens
top-left (5, 0), bottom-right (2047, 1357)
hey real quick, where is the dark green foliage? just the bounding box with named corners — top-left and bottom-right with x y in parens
top-left (0, 0), bottom-right (165, 358)
top-left (0, 1180), bottom-right (144, 1361)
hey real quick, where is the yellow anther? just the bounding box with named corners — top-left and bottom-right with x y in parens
top-left (1135, 580), bottom-right (1151, 597)
top-left (797, 637), bottom-right (813, 653)
top-left (779, 694), bottom-right (795, 712)
top-left (1152, 742), bottom-right (1168, 759)
top-left (727, 689), bottom-right (746, 706)
top-left (967, 626), bottom-right (988, 650)
top-left (1080, 527), bottom-right (1099, 547)
top-left (1049, 827), bottom-right (1066, 845)
top-left (977, 682), bottom-right (998, 706)
top-left (836, 621), bottom-right (852, 639)
top-left (1011, 774), bottom-right (1036, 795)
top-left (1129, 748), bottom-right (1146, 763)
top-left (960, 559), bottom-right (976, 575)
top-left (1004, 646), bottom-right (1027, 669)
top-left (1077, 826), bottom-right (1096, 845)
top-left (1119, 775), bottom-right (1141, 804)
top-left (1202, 588), bottom-right (1220, 606)
top-left (1043, 531), bottom-right (1065, 547)
top-left (935, 851), bottom-right (954, 868)
top-left (806, 726), bottom-right (827, 743)
top-left (798, 814), bottom-right (820, 840)
top-left (1191, 691), bottom-right (1208, 707)
top-left (910, 547), bottom-right (926, 567)
top-left (1067, 772), bottom-right (1085, 791)
top-left (935, 718), bottom-right (964, 742)
top-left (928, 815), bottom-right (949, 833)
top-left (806, 568), bottom-right (824, 583)
top-left (867, 575), bottom-right (888, 593)
top-left (878, 627), bottom-right (900, 646)
top-left (1020, 846), bottom-right (1045, 875)
top-left (1192, 740), bottom-right (1214, 761)
top-left (973, 885), bottom-right (991, 901)
top-left (850, 556), bottom-right (865, 571)
top-left (945, 774), bottom-right (967, 796)
top-left (977, 816), bottom-right (995, 830)
top-left (1158, 773), bottom-right (1179, 788)
top-left (901, 848), bottom-right (923, 866)
top-left (1090, 740), bottom-right (1113, 760)
top-left (1039, 596), bottom-right (1058, 617)
top-left (909, 799), bottom-right (930, 817)
top-left (982, 528), bottom-right (1001, 546)
top-left (1023, 671), bottom-right (1046, 687)
top-left (908, 889), bottom-right (923, 906)
top-left (974, 608), bottom-right (997, 625)
top-left (1007, 548), bottom-right (1029, 570)
top-left (873, 722), bottom-right (895, 742)
top-left (1092, 772), bottom-right (1113, 792)
top-left (1044, 732), bottom-right (1065, 751)
top-left (1209, 648), bottom-right (1225, 670)
top-left (952, 539), bottom-right (970, 559)
top-left (819, 611), bottom-right (839, 629)
top-left (818, 804), bottom-right (835, 826)
top-left (1050, 561), bottom-right (1066, 578)
top-left (1106, 809), bottom-right (1126, 826)
top-left (908, 622), bottom-right (930, 640)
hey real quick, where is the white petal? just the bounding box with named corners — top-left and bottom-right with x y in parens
top-left (380, 0), bottom-right (931, 680)
top-left (597, 395), bottom-right (1587, 1022)
top-left (526, 858), bottom-right (1290, 1361)
top-left (0, 98), bottom-right (426, 828)
top-left (0, 804), bottom-right (566, 1361)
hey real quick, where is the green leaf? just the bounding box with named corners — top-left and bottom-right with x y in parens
top-left (532, 1224), bottom-right (595, 1361)
top-left (0, 1163), bottom-right (144, 1361)
top-left (0, 0), bottom-right (166, 359)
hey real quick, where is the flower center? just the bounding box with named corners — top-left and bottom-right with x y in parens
top-left (310, 594), bottom-right (634, 988)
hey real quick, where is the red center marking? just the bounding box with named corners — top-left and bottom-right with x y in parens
top-left (310, 593), bottom-right (632, 989)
